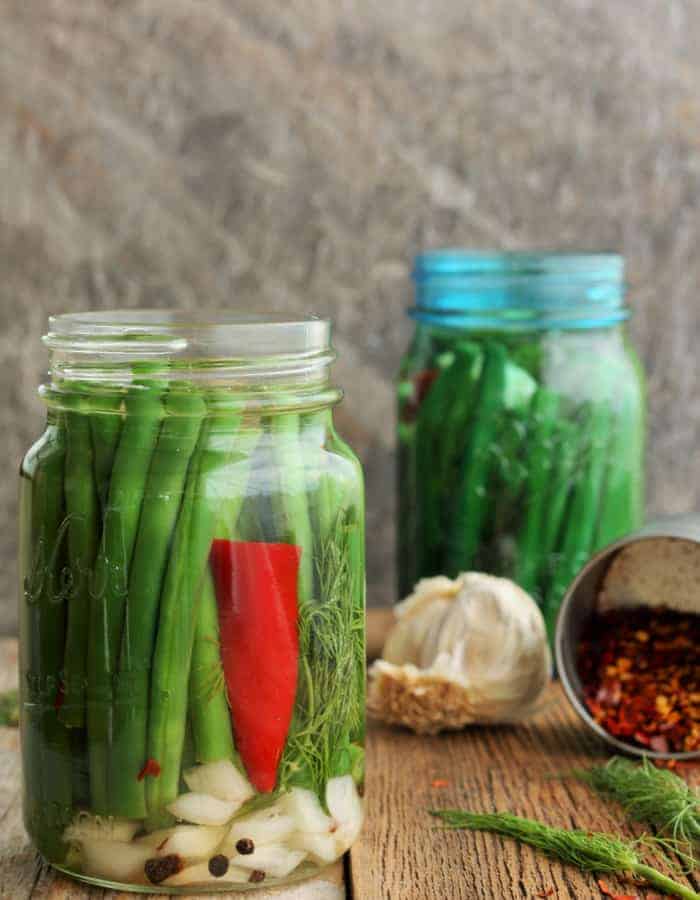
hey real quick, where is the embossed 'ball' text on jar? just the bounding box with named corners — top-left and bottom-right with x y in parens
top-left (19, 312), bottom-right (365, 892)
top-left (397, 252), bottom-right (646, 637)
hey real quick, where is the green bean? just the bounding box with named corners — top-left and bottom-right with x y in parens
top-left (19, 420), bottom-right (72, 860)
top-left (537, 420), bottom-right (579, 592)
top-left (546, 404), bottom-right (612, 636)
top-left (397, 419), bottom-right (419, 596)
top-left (87, 379), bottom-right (166, 814)
top-left (109, 388), bottom-right (206, 818)
top-left (435, 344), bottom-right (483, 492)
top-left (416, 347), bottom-right (478, 574)
top-left (445, 343), bottom-right (507, 576)
top-left (480, 362), bottom-right (536, 573)
top-left (188, 571), bottom-right (235, 766)
top-left (514, 389), bottom-right (560, 598)
top-left (146, 414), bottom-right (243, 826)
top-left (304, 410), bottom-right (338, 546)
top-left (189, 417), bottom-right (260, 766)
top-left (90, 393), bottom-right (123, 513)
top-left (270, 412), bottom-right (314, 604)
top-left (61, 407), bottom-right (100, 729)
top-left (594, 389), bottom-right (645, 550)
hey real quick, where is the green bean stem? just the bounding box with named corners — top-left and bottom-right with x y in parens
top-left (145, 412), bottom-right (245, 826)
top-left (61, 406), bottom-right (100, 729)
top-left (594, 389), bottom-right (645, 550)
top-left (189, 416), bottom-right (260, 766)
top-left (87, 379), bottom-right (166, 814)
top-left (514, 389), bottom-right (560, 598)
top-left (546, 404), bottom-right (612, 636)
top-left (270, 412), bottom-right (314, 604)
top-left (109, 388), bottom-right (206, 818)
top-left (445, 342), bottom-right (507, 576)
top-left (90, 393), bottom-right (123, 513)
top-left (19, 419), bottom-right (72, 860)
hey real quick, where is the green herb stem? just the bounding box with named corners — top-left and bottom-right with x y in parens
top-left (430, 810), bottom-right (699, 900)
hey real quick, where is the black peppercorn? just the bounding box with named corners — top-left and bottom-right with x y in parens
top-left (236, 837), bottom-right (255, 855)
top-left (144, 854), bottom-right (183, 884)
top-left (208, 854), bottom-right (229, 878)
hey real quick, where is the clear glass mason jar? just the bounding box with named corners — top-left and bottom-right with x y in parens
top-left (397, 252), bottom-right (646, 635)
top-left (19, 312), bottom-right (365, 892)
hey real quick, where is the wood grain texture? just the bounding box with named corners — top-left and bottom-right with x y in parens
top-left (0, 640), bottom-right (344, 900)
top-left (353, 689), bottom-right (700, 899)
top-left (2, 2), bottom-right (700, 630)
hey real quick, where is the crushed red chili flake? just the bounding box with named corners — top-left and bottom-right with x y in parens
top-left (431, 778), bottom-right (450, 788)
top-left (578, 606), bottom-right (700, 755)
top-left (137, 757), bottom-right (162, 781)
top-left (54, 680), bottom-right (65, 712)
top-left (400, 369), bottom-right (439, 423)
top-left (597, 879), bottom-right (639, 900)
top-left (534, 890), bottom-right (554, 898)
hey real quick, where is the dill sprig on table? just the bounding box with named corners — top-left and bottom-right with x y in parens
top-left (430, 809), bottom-right (700, 900)
top-left (575, 757), bottom-right (700, 849)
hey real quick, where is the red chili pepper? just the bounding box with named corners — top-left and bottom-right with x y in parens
top-left (137, 758), bottom-right (162, 781)
top-left (209, 540), bottom-right (301, 793)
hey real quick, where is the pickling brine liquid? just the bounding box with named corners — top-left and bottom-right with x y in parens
top-left (19, 313), bottom-right (365, 892)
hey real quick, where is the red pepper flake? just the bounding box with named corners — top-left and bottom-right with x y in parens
top-left (137, 758), bottom-right (162, 781)
top-left (54, 680), bottom-right (65, 712)
top-left (597, 879), bottom-right (639, 900)
top-left (534, 890), bottom-right (554, 898)
top-left (431, 778), bottom-right (450, 788)
top-left (577, 607), bottom-right (700, 755)
top-left (400, 369), bottom-right (440, 422)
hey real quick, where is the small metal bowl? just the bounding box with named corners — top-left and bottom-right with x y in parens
top-left (555, 514), bottom-right (700, 761)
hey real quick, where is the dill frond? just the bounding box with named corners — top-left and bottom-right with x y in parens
top-left (277, 506), bottom-right (365, 798)
top-left (430, 809), bottom-right (700, 900)
top-left (575, 758), bottom-right (700, 849)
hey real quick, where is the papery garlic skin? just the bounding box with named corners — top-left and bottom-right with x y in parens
top-left (369, 573), bottom-right (551, 733)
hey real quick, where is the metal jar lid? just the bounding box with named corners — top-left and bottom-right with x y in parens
top-left (555, 514), bottom-right (700, 761)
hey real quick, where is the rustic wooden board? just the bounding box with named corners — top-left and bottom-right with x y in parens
top-left (353, 687), bottom-right (700, 899)
top-left (3, 625), bottom-right (700, 899)
top-left (0, 639), bottom-right (344, 900)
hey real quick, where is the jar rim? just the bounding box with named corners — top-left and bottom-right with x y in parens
top-left (411, 250), bottom-right (627, 330)
top-left (45, 310), bottom-right (331, 358)
top-left (413, 250), bottom-right (623, 280)
top-left (42, 310), bottom-right (339, 402)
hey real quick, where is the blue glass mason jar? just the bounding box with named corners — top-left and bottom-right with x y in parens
top-left (397, 251), bottom-right (646, 635)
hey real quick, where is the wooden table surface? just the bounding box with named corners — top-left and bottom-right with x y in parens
top-left (2, 617), bottom-right (699, 899)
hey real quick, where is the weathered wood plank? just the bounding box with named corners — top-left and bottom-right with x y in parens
top-left (0, 640), bottom-right (344, 899)
top-left (352, 687), bottom-right (699, 899)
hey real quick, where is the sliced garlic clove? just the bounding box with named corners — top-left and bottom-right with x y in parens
top-left (166, 792), bottom-right (240, 826)
top-left (183, 760), bottom-right (255, 805)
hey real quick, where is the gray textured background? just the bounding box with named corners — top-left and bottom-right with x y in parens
top-left (2, 1), bottom-right (700, 633)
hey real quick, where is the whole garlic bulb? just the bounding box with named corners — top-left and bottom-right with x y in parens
top-left (368, 572), bottom-right (551, 734)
